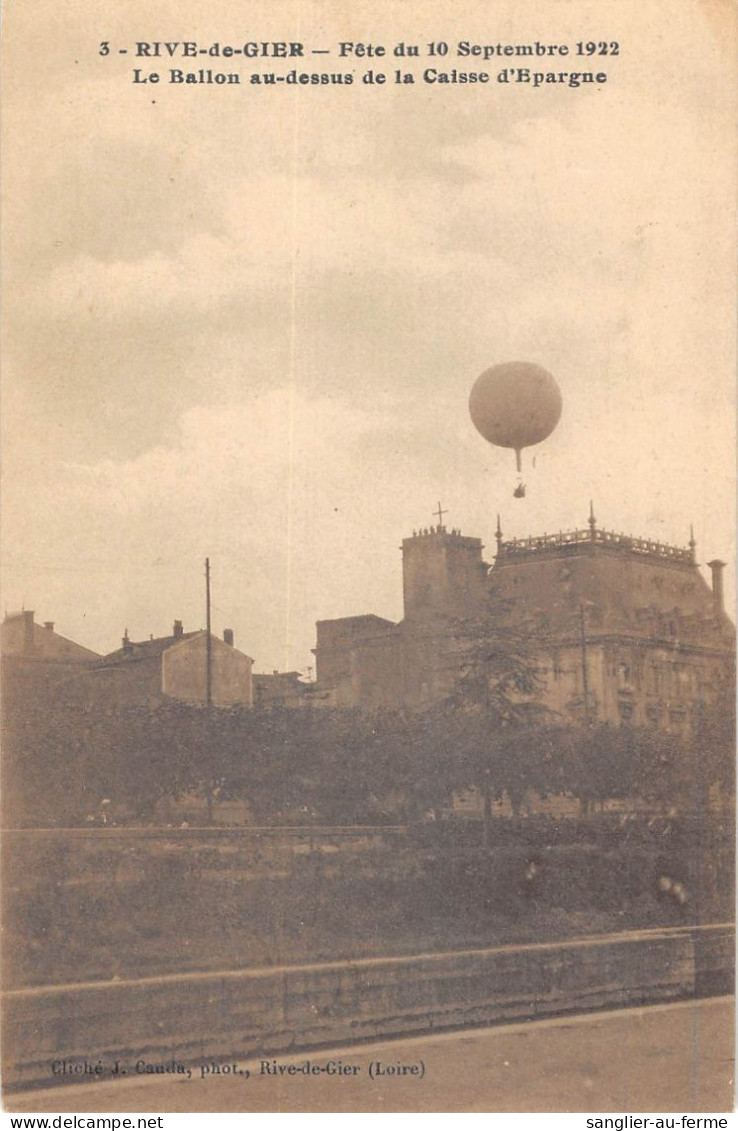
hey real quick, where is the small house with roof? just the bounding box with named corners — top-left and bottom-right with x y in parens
top-left (1, 610), bottom-right (100, 707)
top-left (1, 610), bottom-right (99, 668)
top-left (67, 620), bottom-right (253, 709)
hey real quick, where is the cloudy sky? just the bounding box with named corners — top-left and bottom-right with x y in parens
top-left (2, 0), bottom-right (735, 671)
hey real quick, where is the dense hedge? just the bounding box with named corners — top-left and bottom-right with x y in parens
top-left (4, 822), bottom-right (732, 989)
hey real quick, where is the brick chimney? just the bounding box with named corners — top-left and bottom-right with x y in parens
top-left (173, 619), bottom-right (184, 639)
top-left (43, 621), bottom-right (55, 632)
top-left (223, 628), bottom-right (234, 646)
top-left (706, 560), bottom-right (726, 617)
top-left (122, 629), bottom-right (132, 653)
top-left (23, 610), bottom-right (34, 651)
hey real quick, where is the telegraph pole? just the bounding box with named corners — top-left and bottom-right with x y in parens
top-left (205, 556), bottom-right (212, 707)
top-left (579, 602), bottom-right (590, 725)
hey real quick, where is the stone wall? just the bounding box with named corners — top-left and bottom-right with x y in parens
top-left (3, 924), bottom-right (733, 1091)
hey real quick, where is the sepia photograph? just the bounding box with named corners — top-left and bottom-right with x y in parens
top-left (1, 0), bottom-right (735, 1117)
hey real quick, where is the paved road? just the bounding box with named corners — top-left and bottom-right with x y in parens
top-left (5, 998), bottom-right (734, 1114)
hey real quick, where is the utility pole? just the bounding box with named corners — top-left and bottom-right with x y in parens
top-left (694, 677), bottom-right (705, 924)
top-left (579, 602), bottom-right (590, 725)
top-left (205, 556), bottom-right (212, 707)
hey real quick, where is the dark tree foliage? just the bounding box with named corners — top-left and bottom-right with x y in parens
top-left (3, 647), bottom-right (733, 827)
top-left (445, 593), bottom-right (548, 715)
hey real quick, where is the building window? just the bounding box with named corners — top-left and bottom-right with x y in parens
top-left (673, 664), bottom-right (693, 695)
top-left (618, 701), bottom-right (634, 724)
top-left (668, 709), bottom-right (686, 731)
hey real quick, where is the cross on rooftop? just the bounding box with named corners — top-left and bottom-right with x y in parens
top-left (433, 502), bottom-right (448, 526)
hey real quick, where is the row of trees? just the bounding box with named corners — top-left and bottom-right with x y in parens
top-left (3, 593), bottom-right (733, 827)
top-left (4, 684), bottom-right (733, 827)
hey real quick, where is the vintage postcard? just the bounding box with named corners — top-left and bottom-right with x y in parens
top-left (1, 0), bottom-right (735, 1117)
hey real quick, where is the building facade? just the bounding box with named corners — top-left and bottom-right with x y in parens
top-left (313, 508), bottom-right (734, 730)
top-left (253, 670), bottom-right (313, 708)
top-left (488, 511), bottom-right (732, 731)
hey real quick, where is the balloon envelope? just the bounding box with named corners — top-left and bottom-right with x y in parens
top-left (469, 362), bottom-right (562, 458)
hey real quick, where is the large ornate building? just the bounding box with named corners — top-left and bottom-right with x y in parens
top-left (313, 506), bottom-right (734, 731)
